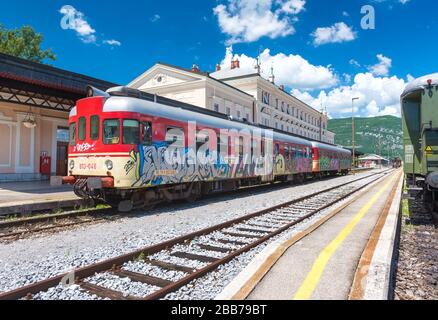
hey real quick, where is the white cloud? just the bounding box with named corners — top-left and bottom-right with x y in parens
top-left (399, 0), bottom-right (410, 4)
top-left (278, 0), bottom-right (306, 14)
top-left (292, 72), bottom-right (407, 117)
top-left (59, 5), bottom-right (96, 43)
top-left (150, 14), bottom-right (161, 22)
top-left (213, 0), bottom-right (305, 45)
top-left (349, 59), bottom-right (361, 68)
top-left (219, 46), bottom-right (338, 90)
top-left (368, 54), bottom-right (392, 76)
top-left (365, 100), bottom-right (399, 117)
top-left (311, 22), bottom-right (357, 46)
top-left (103, 39), bottom-right (121, 46)
top-left (342, 11), bottom-right (349, 17)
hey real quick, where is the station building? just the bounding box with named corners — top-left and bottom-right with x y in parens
top-left (0, 53), bottom-right (116, 182)
top-left (128, 62), bottom-right (255, 123)
top-left (129, 59), bottom-right (335, 144)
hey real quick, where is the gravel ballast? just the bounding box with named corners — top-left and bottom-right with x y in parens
top-left (0, 170), bottom-right (383, 297)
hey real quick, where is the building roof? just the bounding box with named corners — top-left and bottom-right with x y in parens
top-left (210, 67), bottom-right (259, 81)
top-left (0, 53), bottom-right (118, 95)
top-left (153, 62), bottom-right (254, 99)
top-left (211, 66), bottom-right (325, 117)
top-left (358, 154), bottom-right (389, 161)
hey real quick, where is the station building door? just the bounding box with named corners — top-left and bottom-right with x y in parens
top-left (56, 127), bottom-right (69, 176)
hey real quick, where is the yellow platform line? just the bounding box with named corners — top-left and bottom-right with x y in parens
top-left (293, 173), bottom-right (396, 300)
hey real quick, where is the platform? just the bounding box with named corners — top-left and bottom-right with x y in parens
top-left (0, 180), bottom-right (80, 215)
top-left (217, 170), bottom-right (403, 300)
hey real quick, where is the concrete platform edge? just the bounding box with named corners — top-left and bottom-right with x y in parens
top-left (0, 198), bottom-right (85, 216)
top-left (214, 172), bottom-right (393, 300)
top-left (362, 174), bottom-right (404, 300)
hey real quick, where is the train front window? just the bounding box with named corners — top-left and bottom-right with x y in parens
top-left (90, 116), bottom-right (99, 140)
top-left (69, 123), bottom-right (76, 146)
top-left (103, 119), bottom-right (120, 144)
top-left (78, 117), bottom-right (86, 141)
top-left (123, 120), bottom-right (140, 145)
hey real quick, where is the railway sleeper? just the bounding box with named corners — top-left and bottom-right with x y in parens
top-left (114, 269), bottom-right (174, 288)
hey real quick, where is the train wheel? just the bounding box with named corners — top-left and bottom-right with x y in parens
top-left (118, 200), bottom-right (133, 213)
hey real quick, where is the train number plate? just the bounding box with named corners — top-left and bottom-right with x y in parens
top-left (79, 163), bottom-right (97, 170)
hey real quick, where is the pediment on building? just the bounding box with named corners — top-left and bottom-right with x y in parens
top-left (128, 64), bottom-right (205, 90)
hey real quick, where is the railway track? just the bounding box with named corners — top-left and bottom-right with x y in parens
top-left (0, 172), bottom-right (373, 241)
top-left (0, 169), bottom-right (393, 300)
top-left (0, 207), bottom-right (114, 241)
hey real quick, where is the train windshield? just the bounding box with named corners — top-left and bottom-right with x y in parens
top-left (123, 120), bottom-right (140, 145)
top-left (103, 119), bottom-right (120, 144)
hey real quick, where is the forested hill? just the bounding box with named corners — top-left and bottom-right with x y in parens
top-left (328, 115), bottom-right (403, 158)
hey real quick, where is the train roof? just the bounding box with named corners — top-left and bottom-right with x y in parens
top-left (401, 72), bottom-right (438, 98)
top-left (71, 86), bottom-right (352, 151)
top-left (100, 96), bottom-right (312, 147)
top-left (311, 141), bottom-right (351, 155)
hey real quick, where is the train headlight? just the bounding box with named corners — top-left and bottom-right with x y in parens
top-left (105, 160), bottom-right (113, 170)
top-left (69, 160), bottom-right (75, 170)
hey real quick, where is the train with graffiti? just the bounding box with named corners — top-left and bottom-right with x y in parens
top-left (54, 86), bottom-right (351, 212)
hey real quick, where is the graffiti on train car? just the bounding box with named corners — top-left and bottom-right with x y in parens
top-left (319, 156), bottom-right (340, 171)
top-left (127, 142), bottom-right (235, 187)
top-left (125, 138), bottom-right (312, 187)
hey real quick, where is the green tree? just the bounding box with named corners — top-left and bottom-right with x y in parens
top-left (0, 25), bottom-right (56, 63)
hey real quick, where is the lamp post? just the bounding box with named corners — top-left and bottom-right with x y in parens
top-left (352, 97), bottom-right (359, 170)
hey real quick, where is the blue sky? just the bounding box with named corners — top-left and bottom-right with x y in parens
top-left (0, 0), bottom-right (436, 118)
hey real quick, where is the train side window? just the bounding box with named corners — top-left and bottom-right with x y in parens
top-left (260, 139), bottom-right (265, 157)
top-left (69, 122), bottom-right (76, 146)
top-left (103, 119), bottom-right (120, 144)
top-left (90, 116), bottom-right (99, 140)
top-left (197, 131), bottom-right (209, 156)
top-left (238, 136), bottom-right (244, 158)
top-left (78, 117), bottom-right (86, 141)
top-left (275, 143), bottom-right (280, 155)
top-left (166, 127), bottom-right (184, 147)
top-left (123, 120), bottom-right (140, 145)
top-left (285, 145), bottom-right (290, 159)
top-left (217, 134), bottom-right (228, 163)
top-left (141, 122), bottom-right (153, 145)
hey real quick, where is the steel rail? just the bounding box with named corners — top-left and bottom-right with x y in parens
top-left (0, 169), bottom-right (392, 300)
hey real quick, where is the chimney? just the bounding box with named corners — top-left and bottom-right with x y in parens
top-left (191, 64), bottom-right (200, 73)
top-left (216, 64), bottom-right (221, 71)
top-left (231, 58), bottom-right (240, 70)
top-left (231, 60), bottom-right (236, 70)
top-left (280, 85), bottom-right (284, 91)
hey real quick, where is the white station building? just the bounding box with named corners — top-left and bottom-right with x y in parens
top-left (129, 59), bottom-right (335, 144)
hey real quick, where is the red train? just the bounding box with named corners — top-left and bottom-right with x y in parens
top-left (55, 86), bottom-right (351, 211)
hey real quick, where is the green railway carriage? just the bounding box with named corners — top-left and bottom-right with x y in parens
top-left (401, 73), bottom-right (438, 202)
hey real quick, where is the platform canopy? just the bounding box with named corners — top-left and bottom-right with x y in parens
top-left (0, 53), bottom-right (118, 112)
